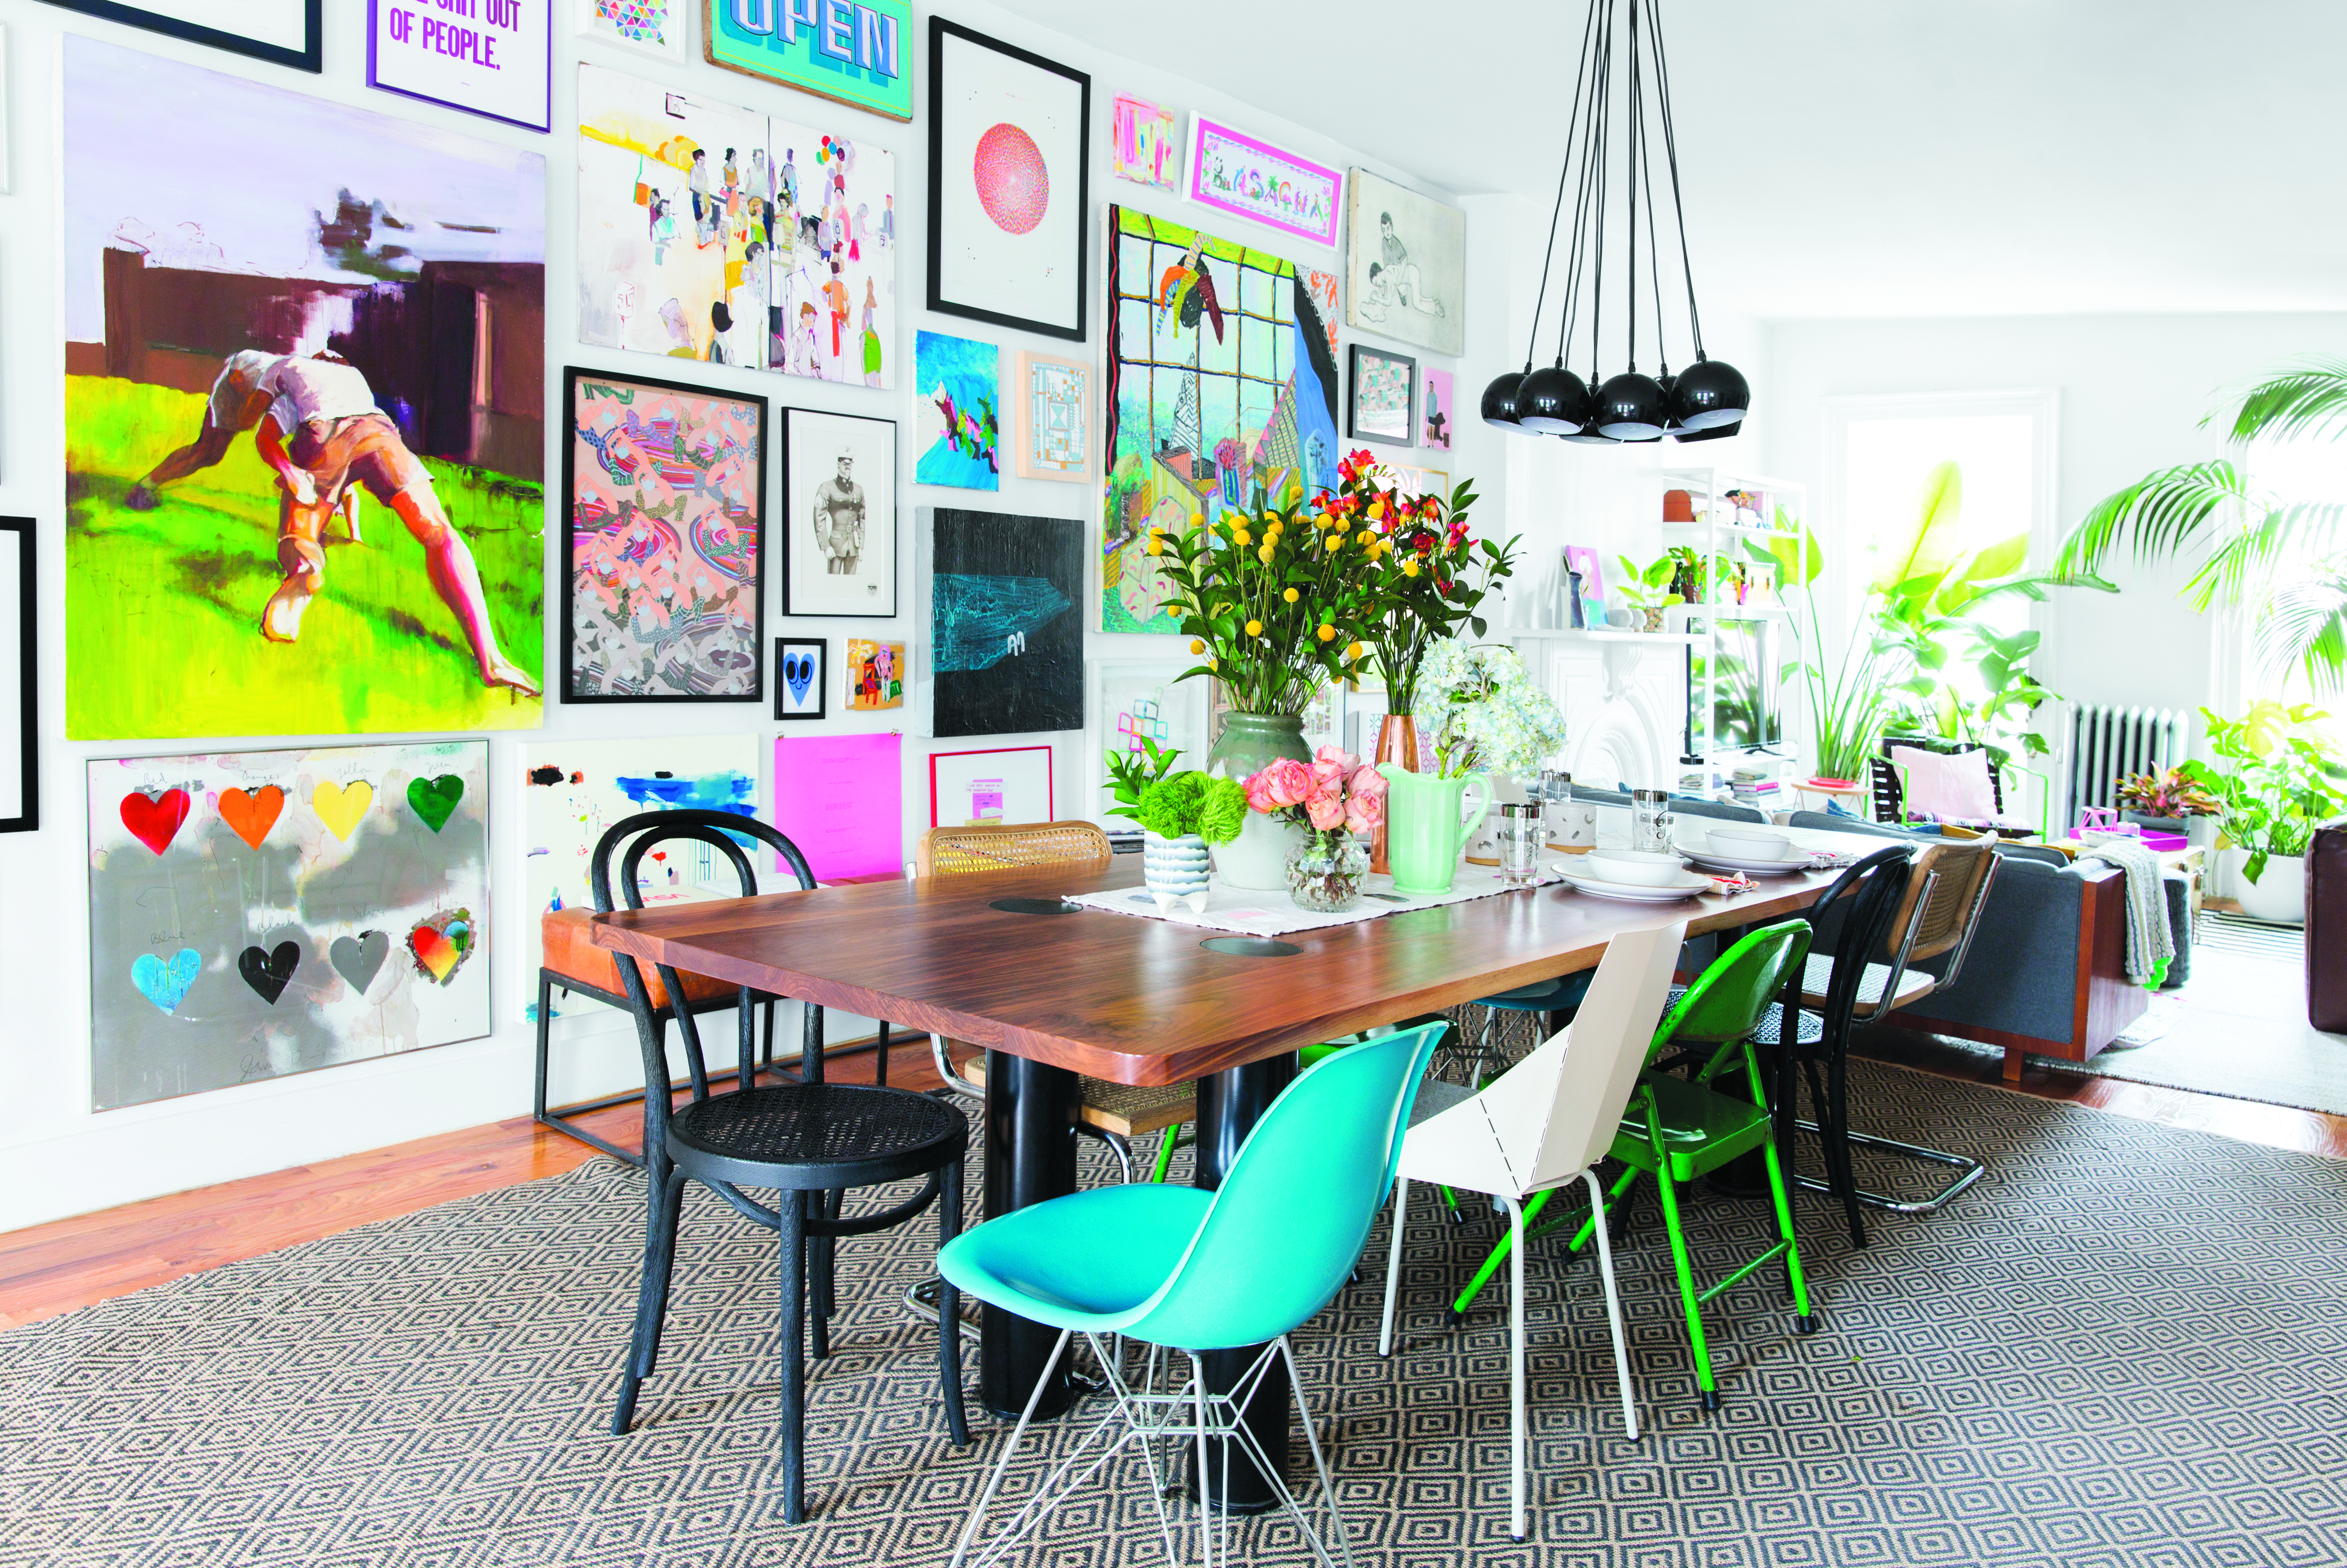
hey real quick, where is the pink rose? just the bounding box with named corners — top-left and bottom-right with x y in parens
top-left (1314, 745), bottom-right (1358, 771)
top-left (1264, 757), bottom-right (1313, 808)
top-left (1305, 790), bottom-right (1346, 831)
top-left (1349, 763), bottom-right (1388, 799)
top-left (1243, 771), bottom-right (1281, 815)
top-left (1312, 755), bottom-right (1347, 788)
top-left (1345, 792), bottom-right (1384, 833)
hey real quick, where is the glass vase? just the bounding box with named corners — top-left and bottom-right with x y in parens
top-left (1285, 830), bottom-right (1370, 914)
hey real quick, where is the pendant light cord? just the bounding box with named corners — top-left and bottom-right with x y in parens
top-left (1624, 0), bottom-right (1639, 374)
top-left (1646, 0), bottom-right (1706, 361)
top-left (1636, 0), bottom-right (1671, 376)
top-left (1522, 0), bottom-right (1602, 372)
top-left (1555, 0), bottom-right (1610, 370)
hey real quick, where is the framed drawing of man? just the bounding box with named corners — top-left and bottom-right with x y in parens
top-left (784, 408), bottom-right (897, 617)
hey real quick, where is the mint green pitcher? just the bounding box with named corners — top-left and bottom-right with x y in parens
top-left (1377, 765), bottom-right (1493, 896)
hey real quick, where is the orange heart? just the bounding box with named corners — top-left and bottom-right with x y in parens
top-left (219, 786), bottom-right (285, 851)
top-left (409, 927), bottom-right (458, 984)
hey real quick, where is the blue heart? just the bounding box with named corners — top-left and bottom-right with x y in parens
top-left (132, 948), bottom-right (201, 1015)
top-left (784, 651), bottom-right (815, 706)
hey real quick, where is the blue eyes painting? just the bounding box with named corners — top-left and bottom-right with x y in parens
top-left (776, 639), bottom-right (829, 721)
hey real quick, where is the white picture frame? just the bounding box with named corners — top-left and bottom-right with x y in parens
top-left (929, 745), bottom-right (1053, 829)
top-left (1345, 168), bottom-right (1466, 358)
top-left (1096, 662), bottom-right (1208, 817)
top-left (1014, 349), bottom-right (1094, 483)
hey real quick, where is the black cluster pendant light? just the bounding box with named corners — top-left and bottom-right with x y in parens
top-left (1483, 0), bottom-right (1748, 445)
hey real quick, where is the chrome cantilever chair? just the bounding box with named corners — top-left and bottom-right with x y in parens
top-left (1378, 920), bottom-right (1687, 1541)
top-left (594, 809), bottom-right (969, 1525)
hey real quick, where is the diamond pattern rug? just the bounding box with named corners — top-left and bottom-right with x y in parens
top-left (1, 1061), bottom-right (2342, 1567)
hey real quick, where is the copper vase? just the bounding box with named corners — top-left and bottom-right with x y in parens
top-left (1370, 712), bottom-right (1421, 874)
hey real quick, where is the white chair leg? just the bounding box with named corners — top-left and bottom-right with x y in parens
top-left (1192, 1351), bottom-right (1216, 1568)
top-left (1379, 1178), bottom-right (1408, 1358)
top-left (1582, 1167), bottom-right (1638, 1442)
top-left (949, 1327), bottom-right (1072, 1568)
top-left (1498, 1193), bottom-right (1527, 1543)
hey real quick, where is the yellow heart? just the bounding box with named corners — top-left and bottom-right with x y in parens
top-left (312, 779), bottom-right (374, 842)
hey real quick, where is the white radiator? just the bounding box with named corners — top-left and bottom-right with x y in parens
top-left (2063, 704), bottom-right (2185, 829)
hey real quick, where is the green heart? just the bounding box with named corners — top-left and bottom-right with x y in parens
top-left (407, 775), bottom-right (464, 833)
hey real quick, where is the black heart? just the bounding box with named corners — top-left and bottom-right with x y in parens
top-left (238, 941), bottom-right (301, 1006)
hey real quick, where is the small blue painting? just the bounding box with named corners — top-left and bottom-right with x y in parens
top-left (915, 331), bottom-right (1001, 490)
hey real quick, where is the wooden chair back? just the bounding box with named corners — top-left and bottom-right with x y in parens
top-left (915, 820), bottom-right (1113, 879)
top-left (1883, 839), bottom-right (2000, 982)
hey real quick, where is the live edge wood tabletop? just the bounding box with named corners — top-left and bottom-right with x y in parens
top-left (589, 859), bottom-right (1847, 1087)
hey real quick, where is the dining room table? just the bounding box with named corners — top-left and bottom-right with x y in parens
top-left (589, 842), bottom-right (1866, 1511)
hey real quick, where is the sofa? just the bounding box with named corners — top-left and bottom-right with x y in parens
top-left (2311, 817), bottom-right (2347, 1032)
top-left (1786, 812), bottom-right (2179, 1081)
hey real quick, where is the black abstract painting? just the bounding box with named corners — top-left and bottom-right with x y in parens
top-left (928, 508), bottom-right (1084, 739)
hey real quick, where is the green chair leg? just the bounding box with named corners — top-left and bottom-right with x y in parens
top-left (1147, 1125), bottom-right (1185, 1184)
top-left (1748, 1051), bottom-right (1815, 1327)
top-left (1646, 1147), bottom-right (1722, 1410)
top-left (1447, 1187), bottom-right (1556, 1319)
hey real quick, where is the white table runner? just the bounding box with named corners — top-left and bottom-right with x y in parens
top-left (1064, 867), bottom-right (1564, 938)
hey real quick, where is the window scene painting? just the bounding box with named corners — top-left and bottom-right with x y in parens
top-left (61, 38), bottom-right (546, 742)
top-left (562, 368), bottom-right (766, 701)
top-left (1101, 205), bottom-right (1341, 634)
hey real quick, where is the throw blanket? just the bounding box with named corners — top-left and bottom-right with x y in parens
top-left (2077, 840), bottom-right (2177, 985)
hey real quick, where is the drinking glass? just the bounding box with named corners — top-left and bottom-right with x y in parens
top-left (1497, 803), bottom-right (1545, 884)
top-left (1629, 788), bottom-right (1677, 854)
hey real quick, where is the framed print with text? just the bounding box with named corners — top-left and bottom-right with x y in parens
top-left (368, 0), bottom-right (553, 132)
top-left (929, 745), bottom-right (1052, 829)
top-left (37, 0), bottom-right (321, 73)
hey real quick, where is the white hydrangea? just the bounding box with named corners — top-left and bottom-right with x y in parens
top-left (1415, 640), bottom-right (1568, 779)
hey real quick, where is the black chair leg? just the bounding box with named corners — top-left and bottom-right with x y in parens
top-left (779, 1189), bottom-right (808, 1524)
top-left (809, 1193), bottom-right (835, 1361)
top-left (876, 1019), bottom-right (891, 1087)
top-left (938, 1157), bottom-right (969, 1446)
top-left (762, 999), bottom-right (776, 1077)
top-left (1826, 1055), bottom-right (1868, 1249)
top-left (613, 1162), bottom-right (686, 1435)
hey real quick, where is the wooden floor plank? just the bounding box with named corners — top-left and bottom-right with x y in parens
top-left (2, 1032), bottom-right (2337, 1332)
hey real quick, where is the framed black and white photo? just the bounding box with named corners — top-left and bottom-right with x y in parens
top-left (784, 408), bottom-right (897, 618)
top-left (38, 1), bottom-right (323, 73)
top-left (0, 519), bottom-right (37, 833)
top-left (774, 639), bottom-right (827, 721)
top-left (927, 17), bottom-right (1090, 341)
top-left (1348, 343), bottom-right (1418, 447)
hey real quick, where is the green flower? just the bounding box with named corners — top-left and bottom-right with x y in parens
top-left (1196, 775), bottom-right (1249, 846)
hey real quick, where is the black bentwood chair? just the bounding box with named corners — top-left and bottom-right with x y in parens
top-left (594, 809), bottom-right (969, 1523)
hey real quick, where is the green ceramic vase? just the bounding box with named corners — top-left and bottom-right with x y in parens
top-left (1377, 765), bottom-right (1493, 897)
top-left (1206, 711), bottom-right (1312, 781)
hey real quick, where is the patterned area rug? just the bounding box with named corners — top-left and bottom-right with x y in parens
top-left (2, 1062), bottom-right (2343, 1568)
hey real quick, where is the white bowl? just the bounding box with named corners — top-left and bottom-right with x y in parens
top-left (1583, 849), bottom-right (1686, 887)
top-left (1706, 827), bottom-right (1792, 861)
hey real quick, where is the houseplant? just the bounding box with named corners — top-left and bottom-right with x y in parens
top-left (1614, 552), bottom-right (1685, 631)
top-left (2115, 764), bottom-right (2220, 847)
top-left (1242, 747), bottom-right (1388, 913)
top-left (2180, 701), bottom-right (2347, 922)
top-left (1103, 741), bottom-right (1248, 912)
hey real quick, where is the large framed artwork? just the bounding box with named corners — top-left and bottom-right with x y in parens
top-left (930, 745), bottom-right (1052, 829)
top-left (1016, 350), bottom-right (1093, 483)
top-left (704, 0), bottom-right (912, 121)
top-left (914, 331), bottom-right (1000, 491)
top-left (38, 0), bottom-right (322, 72)
top-left (1100, 205), bottom-right (1341, 634)
top-left (0, 520), bottom-right (35, 833)
top-left (61, 38), bottom-right (546, 741)
top-left (926, 508), bottom-right (1083, 739)
top-left (1182, 114), bottom-right (1343, 251)
top-left (576, 64), bottom-right (898, 386)
top-left (368, 0), bottom-right (554, 133)
top-left (88, 740), bottom-right (490, 1110)
top-left (927, 17), bottom-right (1090, 342)
top-left (775, 639), bottom-right (826, 720)
top-left (576, 0), bottom-right (687, 59)
top-left (1345, 168), bottom-right (1465, 358)
top-left (521, 734), bottom-right (757, 1022)
top-left (1349, 343), bottom-right (1417, 446)
top-left (784, 408), bottom-right (897, 616)
top-left (563, 368), bottom-right (767, 703)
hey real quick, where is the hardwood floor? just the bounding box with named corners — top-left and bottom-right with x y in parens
top-left (2, 1030), bottom-right (2339, 1333)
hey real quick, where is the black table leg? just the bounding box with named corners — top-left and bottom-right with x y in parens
top-left (979, 1050), bottom-right (1080, 1420)
top-left (1188, 1053), bottom-right (1298, 1515)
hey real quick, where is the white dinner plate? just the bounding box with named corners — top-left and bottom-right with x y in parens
top-left (1553, 862), bottom-right (1714, 902)
top-left (1681, 849), bottom-right (1817, 876)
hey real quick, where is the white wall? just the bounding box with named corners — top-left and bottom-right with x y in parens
top-left (1760, 311), bottom-right (2347, 717)
top-left (0, 0), bottom-right (1479, 1230)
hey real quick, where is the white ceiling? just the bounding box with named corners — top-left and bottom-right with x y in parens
top-left (994, 0), bottom-right (2347, 321)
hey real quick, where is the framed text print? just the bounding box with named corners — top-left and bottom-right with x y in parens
top-left (38, 0), bottom-right (322, 72)
top-left (1184, 114), bottom-right (1342, 251)
top-left (1348, 343), bottom-right (1417, 447)
top-left (369, 0), bottom-right (552, 132)
top-left (775, 639), bottom-right (827, 721)
top-left (928, 17), bottom-right (1090, 341)
top-left (0, 520), bottom-right (35, 833)
top-left (784, 409), bottom-right (897, 617)
top-left (563, 368), bottom-right (768, 703)
top-left (1015, 350), bottom-right (1092, 483)
top-left (929, 745), bottom-right (1052, 829)
top-left (705, 0), bottom-right (911, 120)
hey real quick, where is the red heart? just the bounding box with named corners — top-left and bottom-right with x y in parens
top-left (121, 789), bottom-right (191, 856)
top-left (651, 852), bottom-right (666, 862)
top-left (219, 786), bottom-right (285, 851)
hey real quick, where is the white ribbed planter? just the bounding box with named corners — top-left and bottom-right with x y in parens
top-left (1142, 830), bottom-right (1212, 914)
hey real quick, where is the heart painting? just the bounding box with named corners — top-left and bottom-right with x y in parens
top-left (408, 910), bottom-right (476, 987)
top-left (131, 949), bottom-right (201, 1015)
top-left (120, 789), bottom-right (190, 856)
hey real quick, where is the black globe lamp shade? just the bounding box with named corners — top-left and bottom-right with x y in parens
top-left (1561, 430), bottom-right (1621, 446)
top-left (1671, 419), bottom-right (1742, 443)
top-left (1671, 358), bottom-right (1750, 431)
top-left (1516, 365), bottom-right (1590, 434)
top-left (1594, 371), bottom-right (1669, 441)
top-left (1480, 371), bottom-right (1527, 430)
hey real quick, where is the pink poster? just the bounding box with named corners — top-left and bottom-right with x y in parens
top-left (772, 733), bottom-right (903, 882)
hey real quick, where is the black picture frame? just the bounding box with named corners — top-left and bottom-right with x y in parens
top-left (38, 0), bottom-right (324, 73)
top-left (926, 16), bottom-right (1090, 343)
top-left (1348, 344), bottom-right (1418, 448)
top-left (774, 639), bottom-right (828, 721)
top-left (0, 519), bottom-right (35, 834)
top-left (560, 366), bottom-right (769, 705)
top-left (783, 408), bottom-right (899, 619)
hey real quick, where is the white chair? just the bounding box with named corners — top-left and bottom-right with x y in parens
top-left (1377, 917), bottom-right (1688, 1542)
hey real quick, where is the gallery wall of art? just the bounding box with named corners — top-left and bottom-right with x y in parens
top-left (0, 0), bottom-right (1509, 1229)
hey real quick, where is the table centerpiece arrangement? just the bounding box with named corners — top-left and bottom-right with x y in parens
top-left (1240, 746), bottom-right (1389, 914)
top-left (1381, 641), bottom-right (1569, 895)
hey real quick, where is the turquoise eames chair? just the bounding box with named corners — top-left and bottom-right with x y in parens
top-left (939, 1020), bottom-right (1449, 1568)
